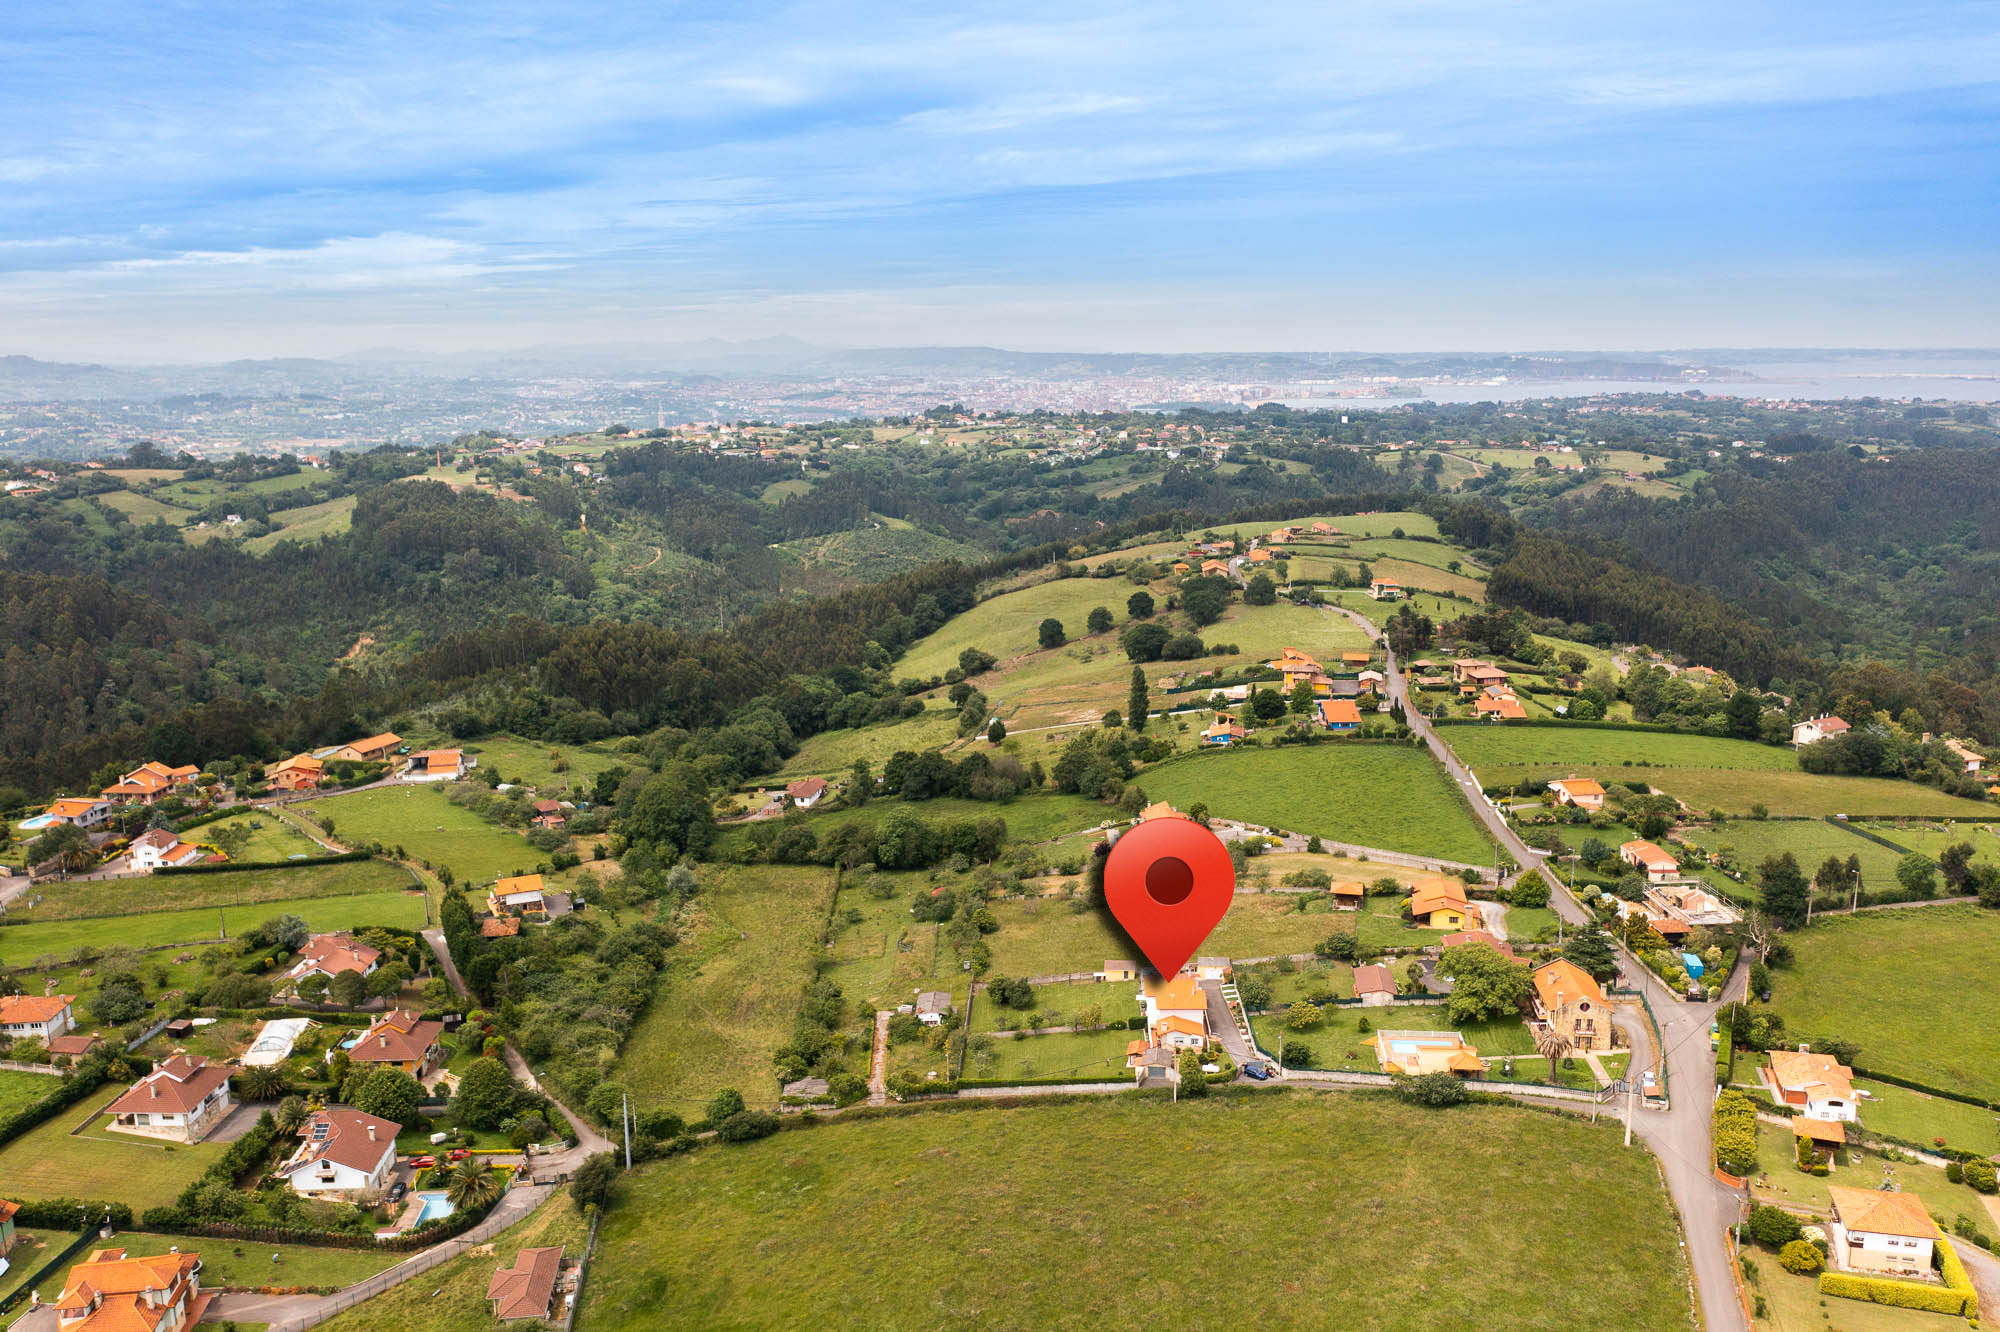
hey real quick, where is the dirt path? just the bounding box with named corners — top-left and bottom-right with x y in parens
top-left (868, 1010), bottom-right (891, 1106)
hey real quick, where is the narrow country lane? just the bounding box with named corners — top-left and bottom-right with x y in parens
top-left (1329, 600), bottom-right (1747, 1332)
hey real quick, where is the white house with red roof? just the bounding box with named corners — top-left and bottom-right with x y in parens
top-left (129, 828), bottom-right (211, 872)
top-left (42, 797), bottom-right (112, 829)
top-left (403, 749), bottom-right (467, 782)
top-left (105, 1056), bottom-right (235, 1143)
top-left (784, 777), bottom-right (828, 809)
top-left (1791, 714), bottom-right (1851, 747)
top-left (284, 933), bottom-right (383, 986)
top-left (275, 1106), bottom-right (400, 1198)
top-left (0, 993), bottom-right (77, 1042)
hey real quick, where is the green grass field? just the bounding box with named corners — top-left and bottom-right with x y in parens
top-left (900, 576), bottom-right (1147, 679)
top-left (715, 792), bottom-right (1110, 860)
top-left (23, 1230), bottom-right (399, 1303)
top-left (95, 489), bottom-right (195, 526)
top-left (0, 858), bottom-right (414, 925)
top-left (456, 734), bottom-right (628, 792)
top-left (581, 1093), bottom-right (1691, 1330)
top-left (1766, 905), bottom-right (2000, 1102)
top-left (823, 870), bottom-right (975, 1010)
top-left (983, 892), bottom-right (1366, 979)
top-left (1861, 819), bottom-right (2000, 868)
top-left (1746, 1121), bottom-right (1993, 1228)
top-left (958, 1024), bottom-right (1138, 1081)
top-left (969, 977), bottom-right (1143, 1033)
top-left (1248, 1003), bottom-right (1546, 1070)
top-left (1750, 1261), bottom-right (1962, 1332)
top-left (616, 865), bottom-right (836, 1114)
top-left (774, 707), bottom-right (961, 780)
top-left (0, 1089), bottom-right (227, 1209)
top-left (318, 1187), bottom-right (589, 1332)
top-left (1447, 727), bottom-right (1798, 773)
top-left (245, 495), bottom-right (357, 552)
top-left (0, 1228), bottom-right (68, 1308)
top-left (190, 811), bottom-right (327, 861)
top-left (300, 785), bottom-right (538, 883)
top-left (1850, 1077), bottom-right (2000, 1153)
top-left (0, 1068), bottom-right (60, 1117)
top-left (0, 887), bottom-right (426, 964)
top-left (1140, 744), bottom-right (1493, 863)
top-left (1680, 819), bottom-right (1907, 892)
top-left (772, 522), bottom-right (986, 580)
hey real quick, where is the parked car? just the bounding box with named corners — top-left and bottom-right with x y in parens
top-left (446, 1148), bottom-right (470, 1162)
top-left (387, 1180), bottom-right (408, 1202)
top-left (409, 1154), bottom-right (436, 1169)
top-left (1640, 1071), bottom-right (1660, 1099)
top-left (1241, 1062), bottom-right (1275, 1081)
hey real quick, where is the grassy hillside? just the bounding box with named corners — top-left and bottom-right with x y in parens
top-left (0, 857), bottom-right (412, 923)
top-left (1765, 904), bottom-right (2000, 1101)
top-left (1140, 744), bottom-right (1492, 863)
top-left (300, 785), bottom-right (538, 883)
top-left (1447, 727), bottom-right (1798, 772)
top-left (581, 1094), bottom-right (1692, 1330)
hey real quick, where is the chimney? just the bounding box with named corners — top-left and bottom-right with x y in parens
top-left (366, 1123), bottom-right (376, 1141)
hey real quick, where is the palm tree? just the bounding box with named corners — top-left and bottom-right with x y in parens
top-left (1533, 1025), bottom-right (1573, 1084)
top-left (446, 1157), bottom-right (503, 1212)
top-left (237, 1064), bottom-right (291, 1101)
top-left (274, 1095), bottom-right (308, 1136)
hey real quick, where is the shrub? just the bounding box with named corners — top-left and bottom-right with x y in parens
top-left (1964, 1158), bottom-right (1998, 1193)
top-left (1746, 1205), bottom-right (1804, 1249)
top-left (1394, 1072), bottom-right (1468, 1108)
top-left (1818, 1238), bottom-right (1976, 1317)
top-left (1777, 1240), bottom-right (1823, 1275)
top-left (714, 1110), bottom-right (781, 1143)
top-left (1947, 1161), bottom-right (1965, 1184)
top-left (1713, 1089), bottom-right (1759, 1175)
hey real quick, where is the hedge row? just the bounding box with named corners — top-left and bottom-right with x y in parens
top-left (6, 1195), bottom-right (135, 1229)
top-left (173, 806), bottom-right (245, 834)
top-left (1822, 817), bottom-right (1915, 855)
top-left (157, 849), bottom-right (371, 876)
top-left (1714, 1088), bottom-right (1759, 1175)
top-left (1817, 1238), bottom-right (1977, 1317)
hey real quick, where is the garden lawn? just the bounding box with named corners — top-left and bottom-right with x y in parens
top-left (0, 888), bottom-right (425, 963)
top-left (24, 1231), bottom-right (398, 1302)
top-left (1862, 819), bottom-right (2000, 868)
top-left (1746, 1122), bottom-right (1991, 1225)
top-left (580, 1093), bottom-right (1691, 1330)
top-left (616, 865), bottom-right (836, 1115)
top-left (982, 892), bottom-right (1350, 979)
top-left (317, 1187), bottom-right (588, 1332)
top-left (774, 707), bottom-right (961, 781)
top-left (0, 1067), bottom-right (60, 1117)
top-left (971, 978), bottom-right (1142, 1033)
top-left (1766, 905), bottom-right (2000, 1102)
top-left (1140, 743), bottom-right (1493, 863)
top-left (0, 1089), bottom-right (225, 1209)
top-left (821, 869), bottom-right (973, 1010)
top-left (0, 1228), bottom-right (70, 1308)
top-left (1851, 1077), bottom-right (2000, 1155)
top-left (300, 785), bottom-right (537, 883)
top-left (1748, 1260), bottom-right (1962, 1332)
top-left (0, 859), bottom-right (411, 925)
top-left (1249, 1003), bottom-right (1544, 1071)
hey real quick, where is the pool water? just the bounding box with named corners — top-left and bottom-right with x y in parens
top-left (16, 814), bottom-right (55, 830)
top-left (413, 1190), bottom-right (456, 1224)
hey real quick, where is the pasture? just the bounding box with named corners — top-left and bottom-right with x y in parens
top-left (774, 706), bottom-right (961, 780)
top-left (458, 734), bottom-right (627, 792)
top-left (1139, 744), bottom-right (1493, 863)
top-left (615, 865), bottom-right (836, 1115)
top-left (1447, 727), bottom-right (1797, 773)
top-left (1766, 904), bottom-right (2000, 1102)
top-left (580, 1094), bottom-right (1691, 1330)
top-left (0, 858), bottom-right (414, 925)
top-left (245, 495), bottom-right (357, 551)
top-left (0, 888), bottom-right (425, 963)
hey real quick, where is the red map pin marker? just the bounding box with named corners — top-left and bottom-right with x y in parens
top-left (1103, 816), bottom-right (1234, 978)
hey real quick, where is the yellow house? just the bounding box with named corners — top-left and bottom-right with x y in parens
top-left (1409, 880), bottom-right (1474, 929)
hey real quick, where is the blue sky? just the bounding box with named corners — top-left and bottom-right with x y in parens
top-left (3, 1), bottom-right (1997, 359)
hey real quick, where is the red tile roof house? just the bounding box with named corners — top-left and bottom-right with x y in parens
top-left (1791, 714), bottom-right (1851, 747)
top-left (1352, 963), bottom-right (1397, 1006)
top-left (784, 777), bottom-right (828, 809)
top-left (105, 1055), bottom-right (236, 1144)
top-left (488, 1246), bottom-right (567, 1321)
top-left (53, 1247), bottom-right (212, 1332)
top-left (403, 749), bottom-right (467, 782)
top-left (284, 933), bottom-right (383, 987)
top-left (349, 1009), bottom-right (445, 1078)
top-left (128, 827), bottom-right (212, 872)
top-left (275, 1107), bottom-right (401, 1199)
top-left (100, 760), bottom-right (199, 805)
top-left (0, 993), bottom-right (78, 1043)
top-left (529, 798), bottom-right (567, 829)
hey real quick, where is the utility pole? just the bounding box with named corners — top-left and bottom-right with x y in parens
top-left (621, 1091), bottom-right (631, 1170)
top-left (1624, 1073), bottom-right (1636, 1147)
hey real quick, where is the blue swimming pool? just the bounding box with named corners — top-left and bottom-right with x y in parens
top-left (413, 1190), bottom-right (455, 1224)
top-left (16, 814), bottom-right (55, 831)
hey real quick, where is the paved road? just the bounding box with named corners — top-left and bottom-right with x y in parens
top-left (1335, 603), bottom-right (1748, 1332)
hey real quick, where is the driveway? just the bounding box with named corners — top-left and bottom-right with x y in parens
top-left (206, 1100), bottom-right (273, 1143)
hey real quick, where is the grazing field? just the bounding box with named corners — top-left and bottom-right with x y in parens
top-left (317, 1187), bottom-right (589, 1332)
top-left (0, 888), bottom-right (426, 962)
top-left (714, 792), bottom-right (1111, 861)
top-left (580, 1094), bottom-right (1691, 1330)
top-left (899, 576), bottom-right (1149, 679)
top-left (616, 865), bottom-right (836, 1114)
top-left (1140, 744), bottom-right (1492, 863)
top-left (0, 1068), bottom-right (59, 1117)
top-left (300, 785), bottom-right (536, 883)
top-left (1766, 905), bottom-right (2000, 1102)
top-left (0, 858), bottom-right (414, 924)
top-left (24, 1230), bottom-right (399, 1303)
top-left (1447, 727), bottom-right (1798, 773)
top-left (775, 706), bottom-right (961, 780)
top-left (956, 1024), bottom-right (1137, 1081)
top-left (0, 1090), bottom-right (227, 1208)
top-left (772, 521), bottom-right (986, 580)
top-left (245, 495), bottom-right (357, 551)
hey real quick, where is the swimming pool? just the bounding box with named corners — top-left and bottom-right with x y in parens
top-left (413, 1190), bottom-right (456, 1224)
top-left (15, 814), bottom-right (55, 831)
top-left (1388, 1039), bottom-right (1443, 1055)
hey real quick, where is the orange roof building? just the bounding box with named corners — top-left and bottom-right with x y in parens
top-left (1766, 1049), bottom-right (1857, 1122)
top-left (1317, 698), bottom-right (1362, 730)
top-left (53, 1247), bottom-right (206, 1332)
top-left (0, 993), bottom-right (77, 1041)
top-left (488, 1246), bottom-right (566, 1321)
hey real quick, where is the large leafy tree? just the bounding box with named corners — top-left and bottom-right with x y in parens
top-left (1757, 852), bottom-right (1810, 927)
top-left (622, 764), bottom-right (716, 859)
top-left (1438, 942), bottom-right (1532, 1024)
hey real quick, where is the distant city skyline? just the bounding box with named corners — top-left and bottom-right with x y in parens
top-left (5, 2), bottom-right (1998, 361)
